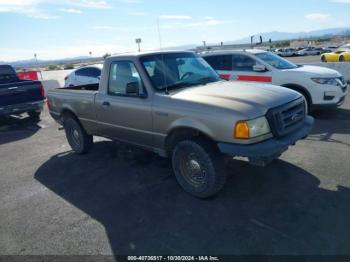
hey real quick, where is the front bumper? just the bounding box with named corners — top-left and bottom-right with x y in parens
top-left (311, 83), bottom-right (348, 109)
top-left (218, 116), bottom-right (314, 166)
top-left (0, 101), bottom-right (44, 116)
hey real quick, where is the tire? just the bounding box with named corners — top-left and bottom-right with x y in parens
top-left (339, 56), bottom-right (345, 62)
top-left (63, 116), bottom-right (93, 154)
top-left (28, 110), bottom-right (41, 119)
top-left (171, 138), bottom-right (227, 199)
top-left (321, 56), bottom-right (327, 63)
top-left (300, 93), bottom-right (310, 115)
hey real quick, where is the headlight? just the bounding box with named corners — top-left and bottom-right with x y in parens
top-left (311, 78), bottom-right (340, 86)
top-left (234, 116), bottom-right (271, 139)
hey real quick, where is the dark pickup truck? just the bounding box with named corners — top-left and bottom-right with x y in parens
top-left (0, 65), bottom-right (45, 119)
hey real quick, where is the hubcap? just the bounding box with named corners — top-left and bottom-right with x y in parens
top-left (68, 124), bottom-right (81, 149)
top-left (179, 152), bottom-right (207, 187)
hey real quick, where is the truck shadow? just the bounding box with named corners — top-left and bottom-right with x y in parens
top-left (34, 141), bottom-right (350, 255)
top-left (0, 115), bottom-right (41, 145)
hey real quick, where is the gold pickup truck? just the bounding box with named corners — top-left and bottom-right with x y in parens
top-left (47, 51), bottom-right (314, 198)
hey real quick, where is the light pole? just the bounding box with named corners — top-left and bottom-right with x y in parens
top-left (135, 38), bottom-right (142, 52)
top-left (34, 53), bottom-right (43, 80)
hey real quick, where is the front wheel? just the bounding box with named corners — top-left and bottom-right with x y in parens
top-left (64, 116), bottom-right (93, 154)
top-left (321, 56), bottom-right (327, 62)
top-left (172, 138), bottom-right (227, 199)
top-left (339, 56), bottom-right (345, 62)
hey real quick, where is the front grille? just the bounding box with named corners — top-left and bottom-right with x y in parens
top-left (266, 98), bottom-right (306, 138)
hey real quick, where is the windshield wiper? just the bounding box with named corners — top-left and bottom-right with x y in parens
top-left (195, 77), bottom-right (217, 85)
top-left (161, 82), bottom-right (199, 92)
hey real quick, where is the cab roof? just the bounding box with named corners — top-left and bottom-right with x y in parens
top-left (109, 50), bottom-right (195, 59)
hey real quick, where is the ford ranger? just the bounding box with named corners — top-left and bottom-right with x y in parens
top-left (47, 51), bottom-right (314, 198)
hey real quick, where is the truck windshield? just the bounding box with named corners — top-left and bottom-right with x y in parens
top-left (255, 52), bottom-right (298, 70)
top-left (140, 52), bottom-right (221, 92)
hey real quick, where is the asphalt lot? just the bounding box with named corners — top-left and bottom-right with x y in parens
top-left (287, 55), bottom-right (322, 64)
top-left (0, 86), bottom-right (350, 256)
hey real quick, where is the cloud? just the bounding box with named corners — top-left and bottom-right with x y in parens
top-left (305, 13), bottom-right (330, 22)
top-left (59, 8), bottom-right (82, 14)
top-left (0, 0), bottom-right (111, 19)
top-left (159, 15), bottom-right (192, 20)
top-left (0, 0), bottom-right (57, 19)
top-left (93, 18), bottom-right (231, 33)
top-left (64, 0), bottom-right (112, 9)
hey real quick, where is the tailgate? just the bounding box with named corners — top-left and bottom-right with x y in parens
top-left (0, 81), bottom-right (44, 107)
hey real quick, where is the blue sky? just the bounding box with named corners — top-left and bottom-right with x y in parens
top-left (0, 0), bottom-right (349, 61)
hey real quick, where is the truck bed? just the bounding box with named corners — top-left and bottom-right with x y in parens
top-left (58, 83), bottom-right (99, 91)
top-left (48, 83), bottom-right (99, 124)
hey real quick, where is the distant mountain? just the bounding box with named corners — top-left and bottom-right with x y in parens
top-left (2, 56), bottom-right (101, 69)
top-left (228, 27), bottom-right (350, 44)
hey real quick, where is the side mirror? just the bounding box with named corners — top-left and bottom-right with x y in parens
top-left (253, 65), bottom-right (267, 72)
top-left (126, 81), bottom-right (140, 95)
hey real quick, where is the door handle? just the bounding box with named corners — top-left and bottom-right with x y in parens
top-left (102, 101), bottom-right (110, 107)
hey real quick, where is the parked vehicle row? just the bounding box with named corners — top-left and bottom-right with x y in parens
top-left (2, 48), bottom-right (348, 199)
top-left (47, 50), bottom-right (315, 198)
top-left (274, 47), bottom-right (331, 57)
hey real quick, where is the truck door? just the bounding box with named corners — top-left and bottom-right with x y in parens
top-left (231, 54), bottom-right (272, 83)
top-left (95, 61), bottom-right (153, 147)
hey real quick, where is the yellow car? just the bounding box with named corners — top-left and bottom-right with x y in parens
top-left (321, 49), bottom-right (350, 62)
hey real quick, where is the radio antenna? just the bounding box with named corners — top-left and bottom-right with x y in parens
top-left (157, 17), bottom-right (163, 50)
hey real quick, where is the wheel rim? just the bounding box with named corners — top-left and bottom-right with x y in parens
top-left (68, 123), bottom-right (81, 149)
top-left (178, 151), bottom-right (207, 187)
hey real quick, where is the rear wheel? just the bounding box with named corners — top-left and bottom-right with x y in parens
top-left (172, 138), bottom-right (227, 199)
top-left (339, 56), bottom-right (345, 62)
top-left (28, 110), bottom-right (41, 120)
top-left (63, 116), bottom-right (93, 154)
top-left (321, 56), bottom-right (327, 62)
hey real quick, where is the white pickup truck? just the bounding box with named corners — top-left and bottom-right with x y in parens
top-left (202, 49), bottom-right (348, 112)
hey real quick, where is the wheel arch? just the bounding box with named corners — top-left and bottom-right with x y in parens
top-left (281, 83), bottom-right (313, 105)
top-left (165, 125), bottom-right (217, 156)
top-left (60, 108), bottom-right (80, 124)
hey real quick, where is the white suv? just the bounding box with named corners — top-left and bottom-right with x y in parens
top-left (202, 49), bottom-right (348, 112)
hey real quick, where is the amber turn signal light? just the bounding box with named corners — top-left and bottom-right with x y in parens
top-left (234, 121), bottom-right (250, 139)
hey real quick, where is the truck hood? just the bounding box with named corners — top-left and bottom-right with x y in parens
top-left (170, 81), bottom-right (301, 119)
top-left (283, 65), bottom-right (342, 77)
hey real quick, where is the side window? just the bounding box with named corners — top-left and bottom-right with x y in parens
top-left (108, 61), bottom-right (142, 96)
top-left (76, 67), bottom-right (101, 77)
top-left (75, 68), bottom-right (89, 77)
top-left (204, 55), bottom-right (232, 71)
top-left (88, 68), bottom-right (101, 78)
top-left (232, 55), bottom-right (257, 71)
